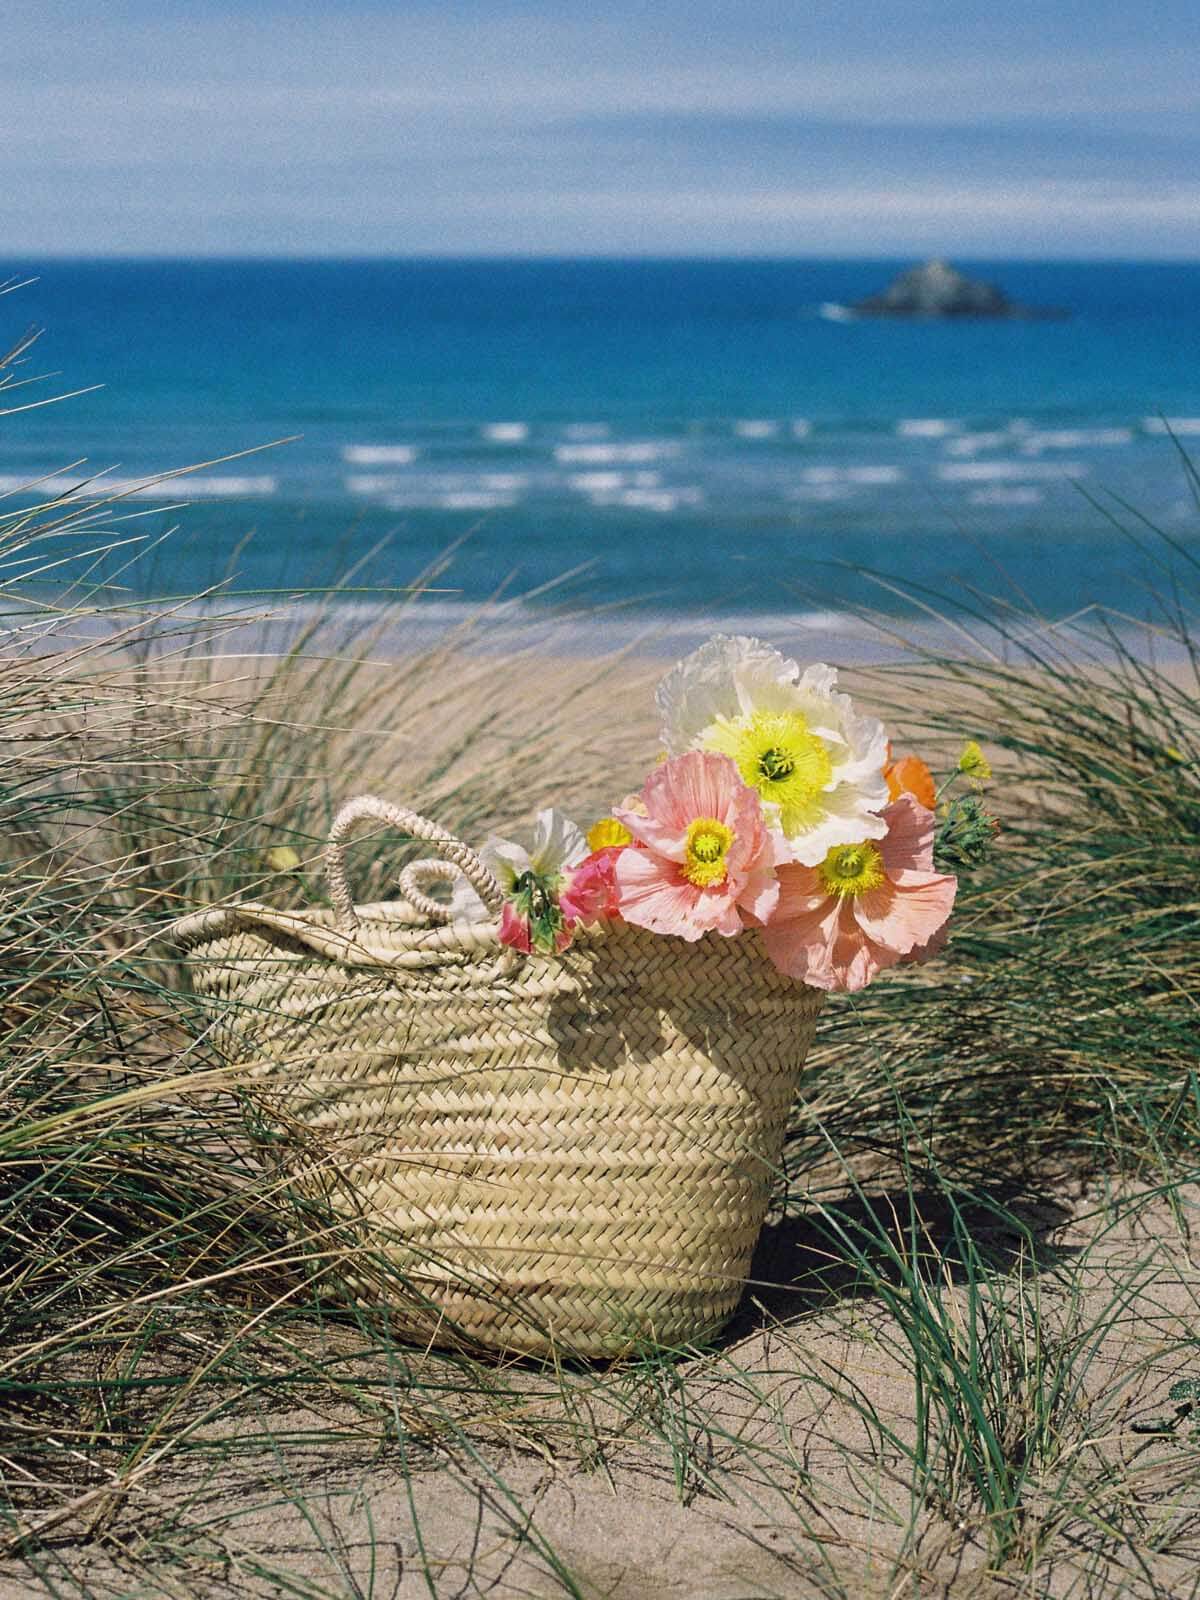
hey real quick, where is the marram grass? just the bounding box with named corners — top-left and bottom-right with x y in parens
top-left (795, 588), bottom-right (1200, 1186)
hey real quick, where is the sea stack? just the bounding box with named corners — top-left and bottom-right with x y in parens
top-left (851, 259), bottom-right (1066, 320)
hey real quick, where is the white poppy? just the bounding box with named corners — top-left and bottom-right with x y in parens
top-left (656, 634), bottom-right (889, 866)
top-left (480, 807), bottom-right (588, 892)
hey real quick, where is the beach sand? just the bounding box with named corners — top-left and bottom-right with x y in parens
top-left (6, 1181), bottom-right (1195, 1599)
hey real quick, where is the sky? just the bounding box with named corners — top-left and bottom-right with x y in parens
top-left (5, 0), bottom-right (1199, 258)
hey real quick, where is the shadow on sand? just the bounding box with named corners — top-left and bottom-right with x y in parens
top-left (723, 1184), bottom-right (1076, 1343)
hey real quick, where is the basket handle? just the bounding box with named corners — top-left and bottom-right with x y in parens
top-left (326, 796), bottom-right (505, 931)
top-left (398, 858), bottom-right (477, 924)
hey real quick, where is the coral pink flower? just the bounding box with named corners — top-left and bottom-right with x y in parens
top-left (760, 794), bottom-right (956, 992)
top-left (614, 751), bottom-right (778, 941)
top-left (560, 847), bottom-right (624, 925)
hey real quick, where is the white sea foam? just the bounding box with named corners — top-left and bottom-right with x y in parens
top-left (482, 422), bottom-right (529, 443)
top-left (944, 431), bottom-right (1014, 456)
top-left (341, 444), bottom-right (418, 466)
top-left (790, 419), bottom-right (812, 439)
top-left (938, 461), bottom-right (1088, 482)
top-left (352, 467), bottom-right (531, 492)
top-left (477, 473), bottom-right (528, 491)
top-left (788, 483), bottom-right (854, 502)
top-left (968, 487), bottom-right (1045, 506)
top-left (801, 465), bottom-right (905, 486)
top-left (897, 419), bottom-right (960, 438)
top-left (345, 474), bottom-right (400, 496)
top-left (381, 490), bottom-right (519, 512)
top-left (1142, 417), bottom-right (1200, 436)
top-left (0, 472), bottom-right (277, 500)
top-left (733, 419), bottom-right (779, 440)
top-left (585, 486), bottom-right (702, 513)
top-left (818, 302), bottom-right (855, 322)
top-left (561, 422), bottom-right (610, 441)
top-left (437, 491), bottom-right (518, 511)
top-left (567, 471), bottom-right (626, 492)
top-left (0, 473), bottom-right (78, 496)
top-left (136, 473), bottom-right (278, 498)
top-left (1018, 428), bottom-right (1133, 452)
top-left (354, 470), bottom-right (530, 504)
top-left (620, 487), bottom-right (702, 512)
top-left (553, 442), bottom-right (680, 465)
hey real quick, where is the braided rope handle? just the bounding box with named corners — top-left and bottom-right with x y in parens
top-left (326, 796), bottom-right (505, 931)
top-left (398, 858), bottom-right (467, 924)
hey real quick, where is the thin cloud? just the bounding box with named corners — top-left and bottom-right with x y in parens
top-left (3, 1), bottom-right (1197, 255)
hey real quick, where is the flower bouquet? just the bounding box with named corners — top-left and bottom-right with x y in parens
top-left (481, 633), bottom-right (989, 993)
top-left (170, 635), bottom-right (994, 1358)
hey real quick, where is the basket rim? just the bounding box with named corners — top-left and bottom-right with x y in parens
top-left (164, 899), bottom-right (821, 985)
top-left (166, 897), bottom-right (635, 965)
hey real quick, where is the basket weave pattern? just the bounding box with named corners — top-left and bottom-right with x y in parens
top-left (170, 803), bottom-right (823, 1357)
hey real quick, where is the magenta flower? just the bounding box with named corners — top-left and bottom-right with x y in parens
top-left (560, 847), bottom-right (625, 926)
top-left (760, 794), bottom-right (956, 992)
top-left (613, 751), bottom-right (778, 941)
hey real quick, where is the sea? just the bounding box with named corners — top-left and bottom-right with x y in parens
top-left (3, 258), bottom-right (1199, 654)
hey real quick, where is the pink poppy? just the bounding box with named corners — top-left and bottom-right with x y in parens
top-left (760, 794), bottom-right (956, 992)
top-left (614, 751), bottom-right (778, 941)
top-left (498, 901), bottom-right (536, 953)
top-left (560, 846), bottom-right (625, 925)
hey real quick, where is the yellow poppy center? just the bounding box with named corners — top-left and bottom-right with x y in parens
top-left (682, 817), bottom-right (734, 887)
top-left (705, 709), bottom-right (833, 836)
top-left (819, 841), bottom-right (886, 898)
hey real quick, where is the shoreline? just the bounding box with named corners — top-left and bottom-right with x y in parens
top-left (6, 591), bottom-right (1196, 667)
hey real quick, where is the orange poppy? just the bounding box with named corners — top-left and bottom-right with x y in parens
top-left (883, 746), bottom-right (936, 810)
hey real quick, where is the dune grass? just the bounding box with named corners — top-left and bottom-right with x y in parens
top-left (2, 339), bottom-right (1199, 1595)
top-left (807, 555), bottom-right (1200, 1182)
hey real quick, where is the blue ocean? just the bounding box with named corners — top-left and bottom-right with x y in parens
top-left (3, 258), bottom-right (1199, 637)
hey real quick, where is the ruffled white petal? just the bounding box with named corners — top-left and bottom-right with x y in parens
top-left (731, 640), bottom-right (804, 718)
top-left (529, 808), bottom-right (587, 876)
top-left (831, 702), bottom-right (890, 790)
top-left (795, 661), bottom-right (839, 699)
top-left (774, 786), bottom-right (890, 866)
top-left (479, 837), bottom-right (531, 892)
top-left (658, 634), bottom-right (795, 753)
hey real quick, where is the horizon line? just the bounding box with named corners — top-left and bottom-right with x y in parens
top-left (5, 250), bottom-right (1200, 267)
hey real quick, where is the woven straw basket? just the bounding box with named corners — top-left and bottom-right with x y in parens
top-left (169, 796), bottom-right (824, 1358)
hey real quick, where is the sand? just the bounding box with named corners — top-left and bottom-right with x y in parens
top-left (4, 1179), bottom-right (1197, 1600)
